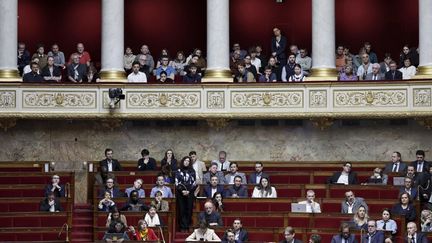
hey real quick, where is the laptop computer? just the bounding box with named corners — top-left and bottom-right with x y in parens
top-left (393, 176), bottom-right (405, 186)
top-left (291, 203), bottom-right (307, 213)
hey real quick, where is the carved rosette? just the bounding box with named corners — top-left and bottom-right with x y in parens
top-left (334, 89), bottom-right (407, 107)
top-left (0, 91), bottom-right (16, 108)
top-left (309, 90), bottom-right (327, 108)
top-left (127, 92), bottom-right (200, 109)
top-left (207, 91), bottom-right (224, 109)
top-left (231, 91), bottom-right (303, 108)
top-left (23, 91), bottom-right (96, 108)
top-left (413, 88), bottom-right (431, 107)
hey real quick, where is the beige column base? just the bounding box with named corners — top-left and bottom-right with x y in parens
top-left (202, 69), bottom-right (233, 83)
top-left (0, 69), bottom-right (21, 82)
top-left (98, 70), bottom-right (127, 82)
top-left (307, 67), bottom-right (338, 81)
top-left (413, 66), bottom-right (432, 79)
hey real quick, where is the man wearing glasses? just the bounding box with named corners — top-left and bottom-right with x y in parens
top-left (362, 220), bottom-right (384, 243)
top-left (327, 162), bottom-right (358, 185)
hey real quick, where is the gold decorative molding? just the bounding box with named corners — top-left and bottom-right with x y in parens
top-left (127, 91), bottom-right (200, 109)
top-left (99, 119), bottom-right (123, 131)
top-left (334, 89), bottom-right (406, 107)
top-left (98, 70), bottom-right (127, 82)
top-left (231, 91), bottom-right (303, 108)
top-left (206, 118), bottom-right (230, 130)
top-left (202, 69), bottom-right (233, 83)
top-left (308, 68), bottom-right (338, 81)
top-left (0, 118), bottom-right (17, 132)
top-left (415, 117), bottom-right (432, 130)
top-left (310, 117), bottom-right (333, 130)
top-left (413, 66), bottom-right (432, 79)
top-left (0, 69), bottom-right (20, 80)
top-left (0, 91), bottom-right (16, 108)
top-left (23, 91), bottom-right (96, 108)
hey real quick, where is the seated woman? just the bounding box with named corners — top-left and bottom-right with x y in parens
top-left (156, 71), bottom-right (174, 84)
top-left (144, 205), bottom-right (162, 227)
top-left (212, 192), bottom-right (224, 213)
top-left (252, 177), bottom-right (277, 198)
top-left (376, 208), bottom-right (397, 238)
top-left (150, 190), bottom-right (169, 212)
top-left (186, 220), bottom-right (221, 242)
top-left (352, 205), bottom-right (368, 230)
top-left (391, 192), bottom-right (416, 222)
top-left (288, 64), bottom-right (306, 82)
top-left (40, 192), bottom-right (63, 212)
top-left (129, 219), bottom-right (158, 241)
top-left (172, 51), bottom-right (187, 75)
top-left (421, 209), bottom-right (432, 232)
top-left (399, 58), bottom-right (417, 79)
top-left (106, 207), bottom-right (128, 228)
top-left (98, 191), bottom-right (116, 212)
top-left (103, 221), bottom-right (129, 242)
top-left (339, 65), bottom-right (358, 81)
top-left (121, 190), bottom-right (149, 212)
top-left (44, 174), bottom-right (65, 197)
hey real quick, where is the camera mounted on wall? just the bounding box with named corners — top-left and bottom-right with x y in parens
top-left (108, 88), bottom-right (125, 109)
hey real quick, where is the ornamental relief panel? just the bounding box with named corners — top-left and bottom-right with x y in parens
top-left (23, 91), bottom-right (96, 108)
top-left (0, 91), bottom-right (16, 108)
top-left (127, 91), bottom-right (200, 109)
top-left (333, 89), bottom-right (407, 107)
top-left (231, 91), bottom-right (303, 108)
top-left (207, 91), bottom-right (224, 109)
top-left (413, 88), bottom-right (431, 107)
top-left (309, 90), bottom-right (327, 108)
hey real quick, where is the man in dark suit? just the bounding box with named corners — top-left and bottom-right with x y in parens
top-left (221, 219), bottom-right (248, 243)
top-left (399, 177), bottom-right (418, 199)
top-left (279, 226), bottom-right (303, 243)
top-left (411, 150), bottom-right (430, 173)
top-left (331, 223), bottom-right (357, 243)
top-left (44, 174), bottom-right (65, 197)
top-left (383, 151), bottom-right (407, 174)
top-left (203, 175), bottom-right (225, 198)
top-left (99, 178), bottom-right (123, 198)
top-left (385, 61), bottom-right (403, 80)
top-left (40, 192), bottom-right (63, 212)
top-left (198, 201), bottom-right (223, 227)
top-left (405, 222), bottom-right (428, 243)
top-left (249, 162), bottom-right (270, 184)
top-left (362, 220), bottom-right (384, 243)
top-left (271, 27), bottom-right (287, 66)
top-left (99, 148), bottom-right (122, 172)
top-left (327, 162), bottom-right (358, 185)
top-left (225, 176), bottom-right (248, 198)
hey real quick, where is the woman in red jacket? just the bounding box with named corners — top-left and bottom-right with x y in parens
top-left (129, 219), bottom-right (159, 241)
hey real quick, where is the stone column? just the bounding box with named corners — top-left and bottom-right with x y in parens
top-left (309, 0), bottom-right (338, 81)
top-left (0, 0), bottom-right (20, 80)
top-left (203, 0), bottom-right (232, 82)
top-left (99, 0), bottom-right (126, 82)
top-left (416, 0), bottom-right (432, 78)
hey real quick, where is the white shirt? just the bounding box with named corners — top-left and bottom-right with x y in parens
top-left (211, 187), bottom-right (217, 198)
top-left (417, 162), bottom-right (423, 172)
top-left (346, 202), bottom-right (354, 214)
top-left (251, 58), bottom-right (261, 73)
top-left (399, 66), bottom-right (416, 80)
top-left (298, 200), bottom-right (321, 213)
top-left (127, 71), bottom-right (147, 83)
top-left (337, 173), bottom-right (349, 185)
top-left (107, 160), bottom-right (113, 172)
top-left (49, 201), bottom-right (55, 212)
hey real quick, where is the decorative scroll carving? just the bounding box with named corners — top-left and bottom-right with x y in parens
top-left (334, 89), bottom-right (406, 107)
top-left (206, 118), bottom-right (230, 131)
top-left (127, 92), bottom-right (200, 108)
top-left (310, 117), bottom-right (333, 130)
top-left (413, 88), bottom-right (431, 107)
top-left (0, 118), bottom-right (16, 131)
top-left (23, 91), bottom-right (96, 108)
top-left (309, 90), bottom-right (327, 108)
top-left (207, 91), bottom-right (224, 109)
top-left (0, 91), bottom-right (15, 108)
top-left (231, 91), bottom-right (303, 108)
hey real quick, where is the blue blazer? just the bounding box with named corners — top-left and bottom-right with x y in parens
top-left (225, 185), bottom-right (248, 198)
top-left (361, 231), bottom-right (384, 243)
top-left (248, 172), bottom-right (270, 184)
top-left (203, 185), bottom-right (225, 198)
top-left (331, 234), bottom-right (357, 243)
top-left (399, 187), bottom-right (418, 200)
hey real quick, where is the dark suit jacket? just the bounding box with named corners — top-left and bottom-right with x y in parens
top-left (198, 211), bottom-right (223, 226)
top-left (279, 239), bottom-right (303, 243)
top-left (203, 185), bottom-right (225, 198)
top-left (225, 185), bottom-right (248, 198)
top-left (399, 187), bottom-right (418, 200)
top-left (44, 184), bottom-right (65, 197)
top-left (248, 172), bottom-right (270, 184)
top-left (221, 228), bottom-right (248, 243)
top-left (331, 234), bottom-right (357, 243)
top-left (361, 231), bottom-right (384, 243)
top-left (385, 70), bottom-right (403, 80)
top-left (40, 198), bottom-right (63, 211)
top-left (383, 161), bottom-right (407, 174)
top-left (99, 159), bottom-right (122, 172)
top-left (404, 232), bottom-right (428, 243)
top-left (137, 157), bottom-right (157, 171)
top-left (391, 203), bottom-right (416, 222)
top-left (99, 187), bottom-right (123, 198)
top-left (327, 171), bottom-right (358, 185)
top-left (271, 36), bottom-right (287, 63)
top-left (411, 160), bottom-right (430, 173)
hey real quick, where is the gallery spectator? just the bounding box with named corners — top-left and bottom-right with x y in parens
top-left (23, 62), bottom-right (44, 82)
top-left (399, 58), bottom-right (416, 79)
top-left (281, 54), bottom-right (297, 82)
top-left (47, 44), bottom-right (66, 69)
top-left (385, 61), bottom-right (403, 80)
top-left (67, 54), bottom-right (87, 83)
top-left (31, 44), bottom-right (48, 70)
top-left (40, 192), bottom-right (63, 212)
top-left (172, 51), bottom-right (187, 75)
top-left (135, 44), bottom-right (155, 73)
top-left (44, 174), bottom-right (65, 197)
top-left (41, 56), bottom-right (62, 82)
top-left (296, 48), bottom-right (312, 76)
top-left (399, 44), bottom-right (419, 68)
top-left (365, 63), bottom-right (384, 80)
top-left (288, 64), bottom-right (306, 82)
top-left (258, 66), bottom-right (277, 82)
top-left (123, 47), bottom-right (136, 74)
top-left (137, 149), bottom-right (156, 171)
top-left (17, 42), bottom-right (31, 75)
top-left (68, 43), bottom-right (91, 66)
top-left (339, 65), bottom-right (358, 81)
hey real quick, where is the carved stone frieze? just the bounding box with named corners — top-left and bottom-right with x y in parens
top-left (309, 90), bottom-right (327, 108)
top-left (0, 91), bottom-right (15, 108)
top-left (413, 88), bottom-right (431, 107)
top-left (231, 91), bottom-right (303, 108)
top-left (23, 91), bottom-right (96, 108)
top-left (207, 91), bottom-right (224, 109)
top-left (127, 91), bottom-right (200, 109)
top-left (334, 89), bottom-right (407, 107)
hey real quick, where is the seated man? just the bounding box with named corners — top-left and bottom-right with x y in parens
top-left (41, 56), bottom-right (62, 82)
top-left (327, 162), bottom-right (358, 185)
top-left (385, 61), bottom-right (403, 80)
top-left (383, 151), bottom-right (407, 174)
top-left (331, 222), bottom-right (357, 243)
top-left (183, 64), bottom-right (202, 83)
top-left (411, 150), bottom-right (430, 173)
top-left (137, 149), bottom-right (156, 171)
top-left (150, 174), bottom-right (174, 198)
top-left (364, 167), bottom-right (388, 185)
top-left (203, 175), bottom-right (225, 198)
top-left (249, 161), bottom-right (269, 184)
top-left (365, 63), bottom-right (384, 80)
top-left (190, 151), bottom-right (207, 185)
top-left (121, 190), bottom-right (149, 212)
top-left (280, 226), bottom-right (302, 243)
top-left (40, 192), bottom-right (63, 212)
top-left (298, 190), bottom-right (321, 213)
top-left (47, 43), bottom-right (66, 69)
top-left (406, 222), bottom-right (428, 243)
top-left (211, 151), bottom-right (231, 172)
top-left (225, 162), bottom-right (247, 184)
top-left (127, 61), bottom-right (147, 83)
top-left (68, 43), bottom-right (91, 66)
top-left (125, 179), bottom-right (145, 198)
top-left (222, 229), bottom-right (236, 243)
top-left (399, 177), bottom-right (418, 199)
top-left (362, 220), bottom-right (384, 243)
top-left (234, 62), bottom-right (255, 82)
top-left (99, 178), bottom-right (123, 198)
top-left (155, 55), bottom-right (175, 80)
top-left (23, 62), bottom-right (44, 82)
top-left (341, 190), bottom-right (368, 214)
top-left (44, 174), bottom-right (65, 197)
top-left (221, 219), bottom-right (248, 243)
top-left (225, 176), bottom-right (248, 198)
top-left (203, 163), bottom-right (227, 185)
top-left (99, 148), bottom-right (122, 172)
top-left (198, 201), bottom-right (223, 227)
top-left (405, 165), bottom-right (419, 185)
top-left (296, 48), bottom-right (312, 76)
top-left (67, 53), bottom-right (87, 83)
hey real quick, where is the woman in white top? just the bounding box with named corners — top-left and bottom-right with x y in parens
top-left (288, 64), bottom-right (306, 82)
top-left (252, 177), bottom-right (277, 198)
top-left (186, 220), bottom-right (221, 242)
top-left (144, 205), bottom-right (161, 227)
top-left (399, 58), bottom-right (416, 79)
